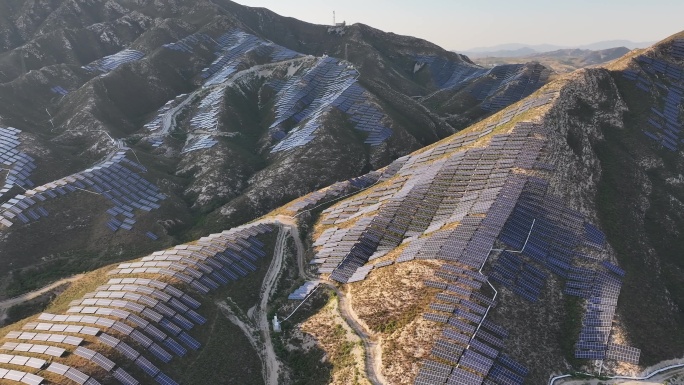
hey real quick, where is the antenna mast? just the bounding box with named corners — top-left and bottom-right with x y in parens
top-left (333, 11), bottom-right (335, 26)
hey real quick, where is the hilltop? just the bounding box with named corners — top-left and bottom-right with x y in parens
top-left (0, 2), bottom-right (683, 385)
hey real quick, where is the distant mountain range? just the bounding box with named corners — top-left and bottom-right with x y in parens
top-left (459, 40), bottom-right (655, 58)
top-left (472, 47), bottom-right (631, 73)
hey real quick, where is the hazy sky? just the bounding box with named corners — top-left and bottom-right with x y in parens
top-left (232, 0), bottom-right (684, 51)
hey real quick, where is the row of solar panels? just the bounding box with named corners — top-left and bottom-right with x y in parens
top-left (0, 151), bottom-right (166, 236)
top-left (327, 123), bottom-right (548, 282)
top-left (270, 57), bottom-right (361, 152)
top-left (628, 54), bottom-right (684, 151)
top-left (0, 127), bottom-right (36, 201)
top-left (82, 49), bottom-right (145, 74)
top-left (0, 222), bottom-right (275, 385)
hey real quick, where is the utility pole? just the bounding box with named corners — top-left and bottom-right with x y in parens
top-left (333, 11), bottom-right (335, 26)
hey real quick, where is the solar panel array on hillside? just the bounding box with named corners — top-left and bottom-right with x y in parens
top-left (301, 83), bottom-right (641, 381)
top-left (416, 277), bottom-right (531, 385)
top-left (189, 86), bottom-right (224, 132)
top-left (493, 179), bottom-right (591, 300)
top-left (479, 65), bottom-right (551, 112)
top-left (270, 57), bottom-right (361, 152)
top-left (673, 39), bottom-right (684, 59)
top-left (488, 146), bottom-right (640, 363)
top-left (323, 121), bottom-right (549, 283)
top-left (287, 171), bottom-right (381, 214)
top-left (288, 281), bottom-right (320, 300)
top-left (414, 56), bottom-right (549, 113)
top-left (0, 368), bottom-right (44, 385)
top-left (157, 29), bottom-right (302, 154)
top-left (163, 32), bottom-right (213, 54)
top-left (181, 135), bottom-right (219, 154)
top-left (160, 29), bottom-right (391, 154)
top-left (0, 150), bottom-right (166, 233)
top-left (144, 93), bottom-right (189, 133)
top-left (0, 127), bottom-right (36, 201)
top-left (415, 55), bottom-right (488, 89)
top-left (0, 222), bottom-right (274, 385)
top-left (331, 84), bottom-right (394, 145)
top-left (50, 86), bottom-right (69, 96)
top-left (624, 55), bottom-right (684, 151)
top-left (312, 92), bottom-right (556, 280)
top-left (82, 49), bottom-right (145, 74)
top-left (201, 30), bottom-right (300, 86)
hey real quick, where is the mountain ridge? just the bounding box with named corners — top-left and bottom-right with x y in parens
top-left (460, 39), bottom-right (655, 57)
top-left (0, 2), bottom-right (682, 385)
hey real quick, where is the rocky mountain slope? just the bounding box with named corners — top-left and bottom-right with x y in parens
top-left (0, 2), bottom-right (682, 385)
top-left (0, 0), bottom-right (553, 297)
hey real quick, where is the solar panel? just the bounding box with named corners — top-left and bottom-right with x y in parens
top-left (113, 368), bottom-right (140, 385)
top-left (65, 367), bottom-right (91, 384)
top-left (154, 372), bottom-right (179, 385)
top-left (575, 350), bottom-right (605, 360)
top-left (497, 354), bottom-right (528, 377)
top-left (606, 343), bottom-right (640, 364)
top-left (177, 332), bottom-right (201, 350)
top-left (46, 362), bottom-right (69, 375)
top-left (423, 313), bottom-right (449, 323)
top-left (148, 343), bottom-right (172, 363)
top-left (135, 356), bottom-right (160, 377)
top-left (162, 337), bottom-right (187, 356)
top-left (114, 341), bottom-right (141, 361)
top-left (448, 366), bottom-right (484, 385)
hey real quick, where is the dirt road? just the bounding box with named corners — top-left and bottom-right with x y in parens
top-left (553, 363), bottom-right (684, 384)
top-left (275, 215), bottom-right (387, 385)
top-left (336, 286), bottom-right (387, 385)
top-left (255, 225), bottom-right (288, 385)
top-left (0, 274), bottom-right (84, 323)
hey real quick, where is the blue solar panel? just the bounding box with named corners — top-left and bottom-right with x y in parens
top-left (148, 343), bottom-right (173, 363)
top-left (185, 310), bottom-right (206, 325)
top-left (575, 350), bottom-right (605, 360)
top-left (170, 314), bottom-right (194, 330)
top-left (601, 261), bottom-right (625, 277)
top-left (154, 372), bottom-right (179, 385)
top-left (162, 337), bottom-right (187, 357)
top-left (489, 364), bottom-right (525, 385)
top-left (177, 332), bottom-right (201, 350)
top-left (159, 319), bottom-right (183, 336)
top-left (135, 356), bottom-right (160, 377)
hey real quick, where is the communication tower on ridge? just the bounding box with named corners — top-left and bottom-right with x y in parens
top-left (333, 10), bottom-right (346, 27)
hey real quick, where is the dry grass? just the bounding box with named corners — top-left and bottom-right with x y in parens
top-left (347, 259), bottom-right (443, 384)
top-left (301, 294), bottom-right (370, 385)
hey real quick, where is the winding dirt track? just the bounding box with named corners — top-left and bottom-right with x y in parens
top-left (216, 219), bottom-right (288, 385)
top-left (278, 216), bottom-right (387, 385)
top-left (255, 225), bottom-right (287, 385)
top-left (0, 274), bottom-right (84, 323)
top-left (2, 215), bottom-right (383, 384)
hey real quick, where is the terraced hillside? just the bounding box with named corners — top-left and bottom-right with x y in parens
top-left (0, 0), bottom-right (554, 298)
top-left (0, 2), bottom-right (683, 385)
top-left (1, 31), bottom-right (682, 385)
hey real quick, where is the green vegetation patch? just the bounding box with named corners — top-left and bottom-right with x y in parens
top-left (180, 312), bottom-right (263, 385)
